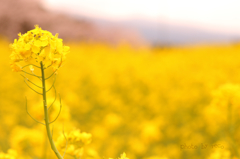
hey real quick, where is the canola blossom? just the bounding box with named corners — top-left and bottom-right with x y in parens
top-left (9, 25), bottom-right (71, 159)
top-left (9, 25), bottom-right (70, 72)
top-left (0, 149), bottom-right (17, 159)
top-left (56, 129), bottom-right (92, 158)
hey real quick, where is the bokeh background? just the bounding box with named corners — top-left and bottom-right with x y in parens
top-left (1, 0), bottom-right (240, 159)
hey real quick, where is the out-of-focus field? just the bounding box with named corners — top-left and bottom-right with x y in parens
top-left (1, 38), bottom-right (240, 159)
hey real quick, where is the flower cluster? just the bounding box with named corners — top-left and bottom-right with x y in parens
top-left (109, 152), bottom-right (129, 159)
top-left (0, 149), bottom-right (18, 159)
top-left (56, 129), bottom-right (92, 158)
top-left (118, 153), bottom-right (129, 159)
top-left (9, 25), bottom-right (70, 72)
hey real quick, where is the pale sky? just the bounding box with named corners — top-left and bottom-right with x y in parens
top-left (43, 0), bottom-right (240, 34)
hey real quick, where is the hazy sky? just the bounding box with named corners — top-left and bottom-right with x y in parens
top-left (43, 0), bottom-right (240, 34)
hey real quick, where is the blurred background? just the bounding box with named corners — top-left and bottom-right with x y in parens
top-left (1, 0), bottom-right (240, 46)
top-left (1, 0), bottom-right (240, 159)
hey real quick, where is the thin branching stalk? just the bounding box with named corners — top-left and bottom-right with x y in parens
top-left (20, 74), bottom-right (43, 88)
top-left (48, 85), bottom-right (57, 111)
top-left (22, 64), bottom-right (41, 69)
top-left (44, 64), bottom-right (53, 70)
top-left (41, 62), bottom-right (63, 159)
top-left (25, 97), bottom-right (45, 125)
top-left (23, 76), bottom-right (43, 95)
top-left (46, 75), bottom-right (57, 92)
top-left (49, 94), bottom-right (62, 124)
top-left (22, 70), bottom-right (42, 78)
top-left (45, 69), bottom-right (59, 80)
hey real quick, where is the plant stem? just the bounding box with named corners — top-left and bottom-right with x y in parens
top-left (41, 62), bottom-right (63, 159)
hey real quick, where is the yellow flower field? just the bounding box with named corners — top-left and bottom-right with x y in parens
top-left (1, 37), bottom-right (240, 159)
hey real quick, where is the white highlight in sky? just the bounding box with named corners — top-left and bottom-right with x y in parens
top-left (43, 0), bottom-right (240, 34)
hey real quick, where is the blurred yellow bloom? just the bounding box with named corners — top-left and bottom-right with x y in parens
top-left (10, 62), bottom-right (22, 72)
top-left (0, 149), bottom-right (18, 159)
top-left (55, 129), bottom-right (92, 158)
top-left (119, 153), bottom-right (129, 159)
top-left (66, 145), bottom-right (75, 155)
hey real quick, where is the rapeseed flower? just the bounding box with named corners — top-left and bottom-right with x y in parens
top-left (9, 25), bottom-right (69, 72)
top-left (119, 153), bottom-right (129, 159)
top-left (0, 149), bottom-right (18, 159)
top-left (56, 129), bottom-right (92, 158)
top-left (9, 25), bottom-right (70, 159)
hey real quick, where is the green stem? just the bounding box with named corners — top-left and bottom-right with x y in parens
top-left (42, 133), bottom-right (48, 159)
top-left (41, 62), bottom-right (63, 159)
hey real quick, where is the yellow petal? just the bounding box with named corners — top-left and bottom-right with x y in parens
top-left (10, 62), bottom-right (22, 72)
top-left (40, 34), bottom-right (48, 40)
top-left (44, 45), bottom-right (51, 56)
top-left (39, 49), bottom-right (45, 57)
top-left (41, 40), bottom-right (48, 46)
top-left (34, 40), bottom-right (42, 47)
top-left (32, 45), bottom-right (40, 53)
top-left (63, 46), bottom-right (70, 52)
top-left (25, 43), bottom-right (31, 50)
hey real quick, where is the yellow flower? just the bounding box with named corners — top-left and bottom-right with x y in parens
top-left (119, 153), bottom-right (129, 159)
top-left (81, 132), bottom-right (92, 144)
top-left (10, 62), bottom-right (22, 72)
top-left (9, 25), bottom-right (69, 72)
top-left (0, 149), bottom-right (18, 159)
